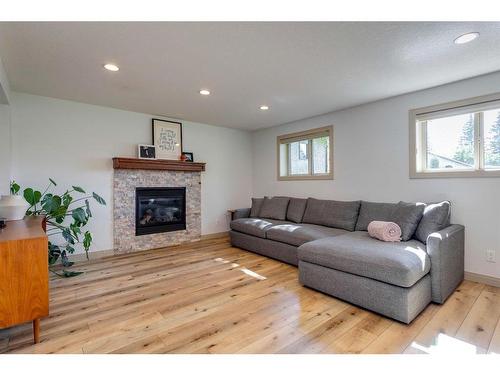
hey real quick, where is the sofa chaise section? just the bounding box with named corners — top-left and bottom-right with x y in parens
top-left (297, 231), bottom-right (430, 288)
top-left (297, 231), bottom-right (433, 323)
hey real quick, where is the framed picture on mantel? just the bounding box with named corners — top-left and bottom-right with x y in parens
top-left (152, 119), bottom-right (183, 160)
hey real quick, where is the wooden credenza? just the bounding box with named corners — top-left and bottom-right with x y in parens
top-left (0, 216), bottom-right (49, 344)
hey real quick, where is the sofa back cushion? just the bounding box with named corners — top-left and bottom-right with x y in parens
top-left (355, 201), bottom-right (398, 231)
top-left (286, 198), bottom-right (307, 223)
top-left (392, 201), bottom-right (425, 241)
top-left (302, 198), bottom-right (361, 231)
top-left (259, 197), bottom-right (290, 220)
top-left (250, 198), bottom-right (265, 218)
top-left (414, 201), bottom-right (451, 244)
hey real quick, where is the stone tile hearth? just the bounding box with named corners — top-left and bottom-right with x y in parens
top-left (113, 169), bottom-right (201, 253)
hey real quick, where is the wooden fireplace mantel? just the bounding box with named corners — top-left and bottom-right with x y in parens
top-left (113, 157), bottom-right (206, 172)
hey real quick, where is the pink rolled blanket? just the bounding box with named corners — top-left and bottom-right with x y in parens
top-left (367, 221), bottom-right (402, 242)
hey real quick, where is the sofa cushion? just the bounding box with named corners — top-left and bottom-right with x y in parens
top-left (259, 197), bottom-right (290, 220)
top-left (250, 198), bottom-right (265, 218)
top-left (355, 201), bottom-right (398, 231)
top-left (230, 218), bottom-right (288, 238)
top-left (302, 198), bottom-right (361, 231)
top-left (298, 231), bottom-right (430, 287)
top-left (414, 201), bottom-right (451, 244)
top-left (286, 198), bottom-right (308, 223)
top-left (392, 201), bottom-right (426, 241)
top-left (266, 223), bottom-right (348, 247)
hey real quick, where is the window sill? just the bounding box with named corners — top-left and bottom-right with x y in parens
top-left (410, 170), bottom-right (500, 179)
top-left (278, 174), bottom-right (334, 181)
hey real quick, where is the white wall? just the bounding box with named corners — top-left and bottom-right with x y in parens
top-left (10, 92), bottom-right (253, 253)
top-left (0, 103), bottom-right (11, 194)
top-left (252, 71), bottom-right (500, 279)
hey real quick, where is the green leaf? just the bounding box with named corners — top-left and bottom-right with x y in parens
top-left (42, 194), bottom-right (62, 214)
top-left (48, 242), bottom-right (61, 265)
top-left (70, 223), bottom-right (81, 236)
top-left (10, 181), bottom-right (20, 195)
top-left (72, 186), bottom-right (86, 193)
top-left (83, 231), bottom-right (92, 251)
top-left (62, 270), bottom-right (84, 278)
top-left (33, 190), bottom-right (42, 204)
top-left (23, 188), bottom-right (35, 205)
top-left (49, 178), bottom-right (57, 186)
top-left (24, 188), bottom-right (41, 206)
top-left (62, 193), bottom-right (73, 207)
top-left (65, 245), bottom-right (76, 255)
top-left (92, 192), bottom-right (106, 205)
top-left (60, 250), bottom-right (75, 267)
top-left (54, 207), bottom-right (67, 224)
top-left (72, 207), bottom-right (87, 223)
top-left (62, 228), bottom-right (76, 245)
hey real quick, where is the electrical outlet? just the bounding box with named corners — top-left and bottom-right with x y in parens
top-left (486, 249), bottom-right (496, 263)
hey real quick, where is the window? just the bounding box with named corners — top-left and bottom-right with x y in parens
top-left (277, 126), bottom-right (333, 180)
top-left (410, 93), bottom-right (500, 178)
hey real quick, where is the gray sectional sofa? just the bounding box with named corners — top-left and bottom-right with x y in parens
top-left (229, 197), bottom-right (464, 324)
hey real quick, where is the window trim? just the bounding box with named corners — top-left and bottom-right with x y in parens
top-left (277, 125), bottom-right (334, 181)
top-left (409, 92), bottom-right (500, 179)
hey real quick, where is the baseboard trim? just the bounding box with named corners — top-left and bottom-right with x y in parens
top-left (68, 249), bottom-right (115, 263)
top-left (201, 231), bottom-right (229, 240)
top-left (465, 271), bottom-right (500, 288)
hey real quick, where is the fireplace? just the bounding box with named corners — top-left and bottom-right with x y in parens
top-left (135, 187), bottom-right (186, 236)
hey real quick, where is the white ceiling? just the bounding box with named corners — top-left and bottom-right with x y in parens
top-left (0, 22), bottom-right (499, 130)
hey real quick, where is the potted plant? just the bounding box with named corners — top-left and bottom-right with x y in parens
top-left (0, 181), bottom-right (30, 220)
top-left (18, 178), bottom-right (106, 277)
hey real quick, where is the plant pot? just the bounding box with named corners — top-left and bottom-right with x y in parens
top-left (0, 195), bottom-right (29, 221)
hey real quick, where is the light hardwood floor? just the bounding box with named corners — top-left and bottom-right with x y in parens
top-left (1, 237), bottom-right (500, 354)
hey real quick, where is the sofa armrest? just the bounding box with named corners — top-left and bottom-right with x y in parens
top-left (231, 208), bottom-right (251, 220)
top-left (426, 224), bottom-right (465, 304)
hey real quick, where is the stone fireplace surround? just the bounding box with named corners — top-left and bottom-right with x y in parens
top-left (112, 158), bottom-right (205, 254)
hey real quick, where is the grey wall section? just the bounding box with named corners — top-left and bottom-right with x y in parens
top-left (9, 92), bottom-right (253, 254)
top-left (0, 56), bottom-right (10, 104)
top-left (0, 103), bottom-right (11, 194)
top-left (252, 71), bottom-right (500, 279)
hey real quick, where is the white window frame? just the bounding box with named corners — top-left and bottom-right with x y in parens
top-left (277, 125), bottom-right (334, 181)
top-left (409, 93), bottom-right (500, 178)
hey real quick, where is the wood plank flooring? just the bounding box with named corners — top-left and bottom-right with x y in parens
top-left (1, 237), bottom-right (499, 354)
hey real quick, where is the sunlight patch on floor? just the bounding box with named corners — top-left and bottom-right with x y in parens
top-left (240, 267), bottom-right (267, 280)
top-left (214, 257), bottom-right (230, 264)
top-left (213, 257), bottom-right (266, 279)
top-left (410, 333), bottom-right (484, 354)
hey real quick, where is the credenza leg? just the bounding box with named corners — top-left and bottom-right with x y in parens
top-left (33, 319), bottom-right (40, 344)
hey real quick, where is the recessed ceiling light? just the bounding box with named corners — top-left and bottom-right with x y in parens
top-left (260, 105), bottom-right (269, 111)
top-left (454, 32), bottom-right (480, 45)
top-left (199, 89), bottom-right (210, 95)
top-left (103, 63), bottom-right (119, 72)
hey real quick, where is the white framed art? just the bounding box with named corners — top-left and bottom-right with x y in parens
top-left (152, 118), bottom-right (183, 160)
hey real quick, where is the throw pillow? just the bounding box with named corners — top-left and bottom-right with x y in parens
top-left (259, 197), bottom-right (290, 220)
top-left (286, 198), bottom-right (307, 223)
top-left (415, 201), bottom-right (451, 243)
top-left (302, 198), bottom-right (361, 231)
top-left (250, 197), bottom-right (265, 218)
top-left (392, 201), bottom-right (425, 241)
top-left (355, 201), bottom-right (398, 231)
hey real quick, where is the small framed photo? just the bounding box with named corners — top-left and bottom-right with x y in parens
top-left (138, 144), bottom-right (156, 159)
top-left (152, 118), bottom-right (182, 160)
top-left (182, 152), bottom-right (194, 162)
